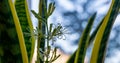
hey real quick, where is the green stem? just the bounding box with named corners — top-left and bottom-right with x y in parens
top-left (37, 0), bottom-right (47, 63)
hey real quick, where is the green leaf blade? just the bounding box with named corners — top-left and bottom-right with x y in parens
top-left (15, 0), bottom-right (35, 62)
top-left (90, 0), bottom-right (120, 63)
top-left (67, 13), bottom-right (96, 63)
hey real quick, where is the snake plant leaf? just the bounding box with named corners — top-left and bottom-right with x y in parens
top-left (14, 0), bottom-right (35, 62)
top-left (67, 13), bottom-right (96, 63)
top-left (9, 0), bottom-right (29, 63)
top-left (88, 17), bottom-right (104, 45)
top-left (0, 0), bottom-right (24, 63)
top-left (74, 13), bottom-right (96, 63)
top-left (90, 0), bottom-right (120, 63)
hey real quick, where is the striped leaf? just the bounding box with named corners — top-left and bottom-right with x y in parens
top-left (14, 0), bottom-right (35, 62)
top-left (74, 13), bottom-right (96, 63)
top-left (90, 0), bottom-right (120, 63)
top-left (9, 0), bottom-right (29, 63)
top-left (67, 13), bottom-right (96, 63)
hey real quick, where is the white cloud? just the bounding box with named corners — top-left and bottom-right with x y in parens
top-left (56, 0), bottom-right (75, 12)
top-left (105, 49), bottom-right (120, 63)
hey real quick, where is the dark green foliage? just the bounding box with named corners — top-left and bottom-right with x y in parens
top-left (0, 0), bottom-right (22, 63)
